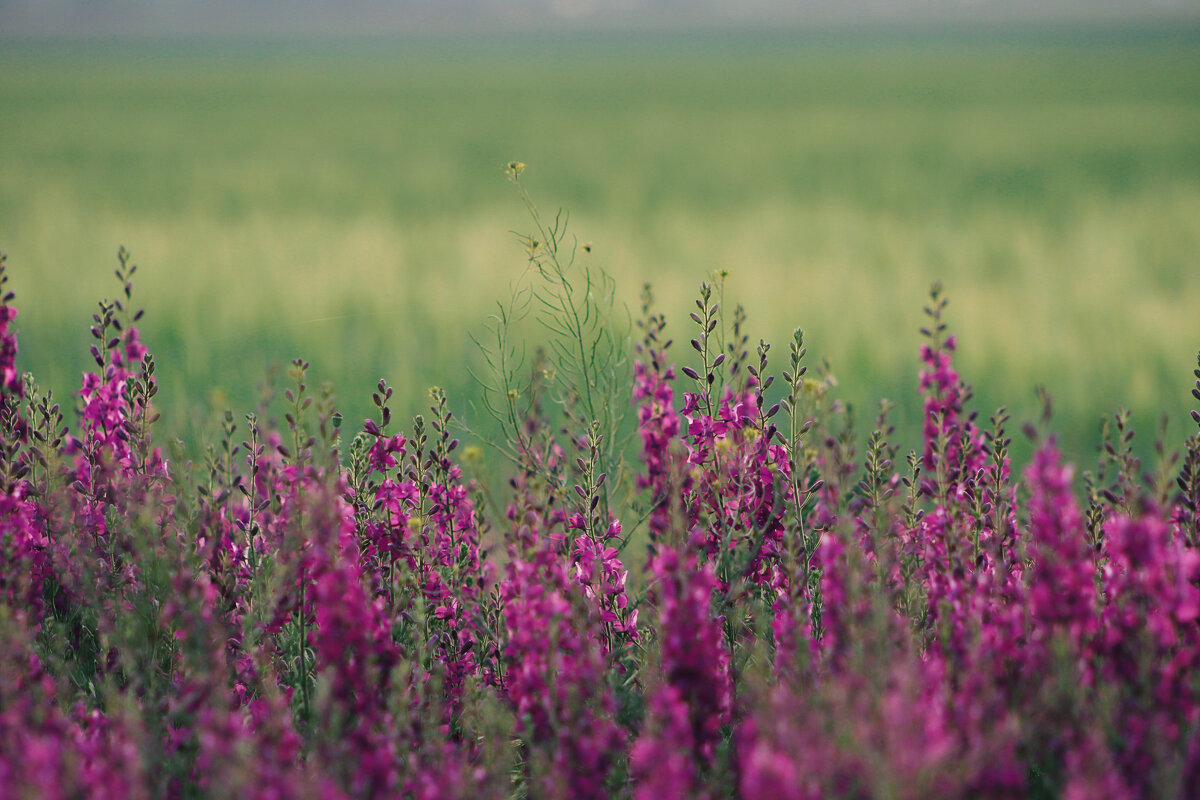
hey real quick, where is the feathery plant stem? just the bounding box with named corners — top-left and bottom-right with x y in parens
top-left (476, 162), bottom-right (632, 522)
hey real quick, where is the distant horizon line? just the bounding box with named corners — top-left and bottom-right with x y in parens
top-left (3, 12), bottom-right (1200, 44)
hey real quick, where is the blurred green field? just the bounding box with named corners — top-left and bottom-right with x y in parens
top-left (2, 30), bottom-right (1199, 466)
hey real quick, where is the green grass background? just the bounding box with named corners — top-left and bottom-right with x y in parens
top-left (2, 29), bottom-right (1199, 468)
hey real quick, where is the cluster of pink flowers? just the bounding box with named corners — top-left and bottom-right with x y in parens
top-left (501, 540), bottom-right (626, 799)
top-left (3, 253), bottom-right (1200, 799)
top-left (631, 547), bottom-right (732, 795)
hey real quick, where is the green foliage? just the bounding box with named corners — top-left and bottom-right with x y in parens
top-left (2, 31), bottom-right (1199, 464)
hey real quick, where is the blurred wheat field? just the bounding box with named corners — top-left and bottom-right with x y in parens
top-left (2, 30), bottom-right (1199, 463)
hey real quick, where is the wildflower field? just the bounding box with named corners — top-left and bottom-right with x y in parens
top-left (4, 159), bottom-right (1200, 795)
top-left (4, 27), bottom-right (1200, 800)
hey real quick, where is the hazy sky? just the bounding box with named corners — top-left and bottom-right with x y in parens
top-left (2, 0), bottom-right (1198, 37)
